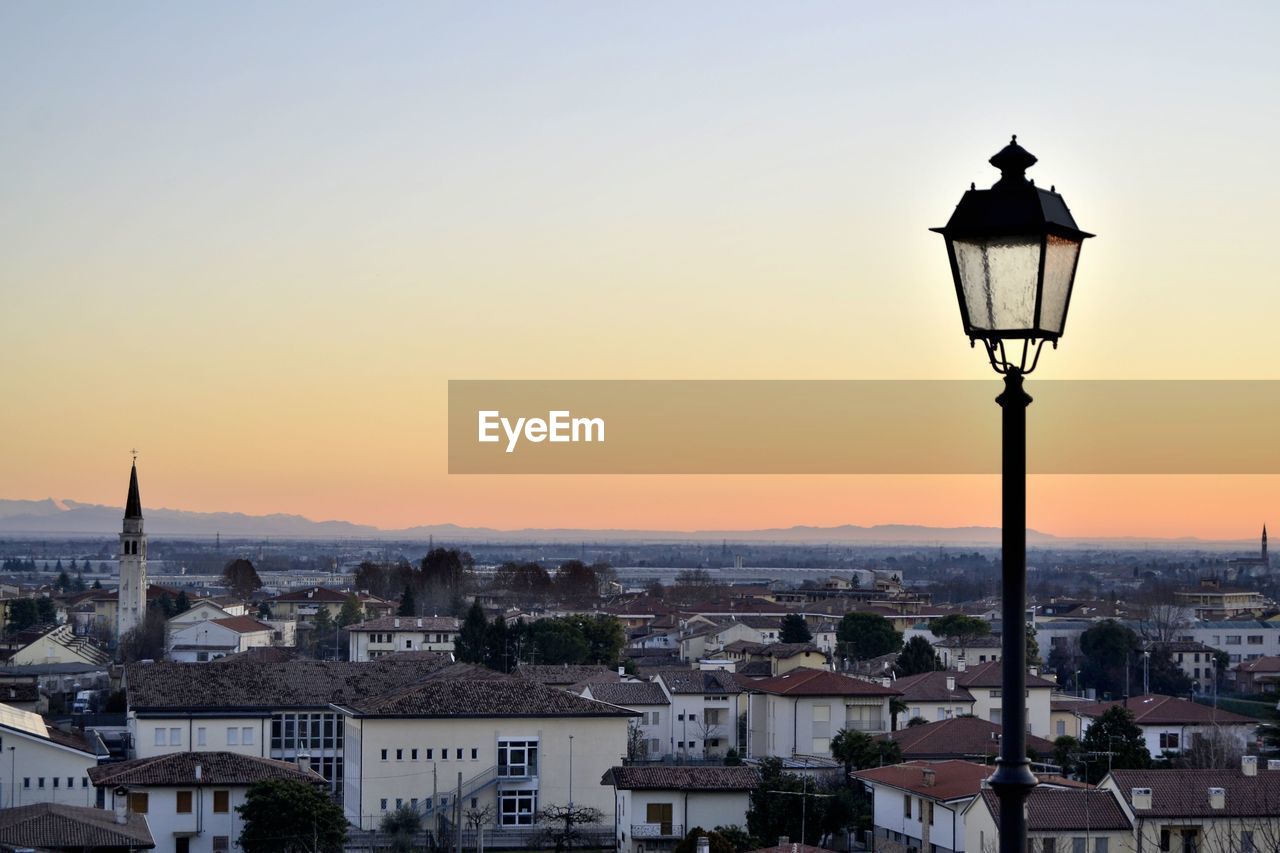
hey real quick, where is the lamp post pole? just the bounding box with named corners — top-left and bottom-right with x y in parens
top-left (991, 369), bottom-right (1035, 853)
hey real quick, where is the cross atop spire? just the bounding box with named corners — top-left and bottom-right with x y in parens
top-left (125, 458), bottom-right (143, 520)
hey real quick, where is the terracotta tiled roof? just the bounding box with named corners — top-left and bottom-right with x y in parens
top-left (90, 751), bottom-right (322, 787)
top-left (349, 615), bottom-right (460, 632)
top-left (880, 717), bottom-right (1055, 759)
top-left (851, 760), bottom-right (990, 801)
top-left (603, 765), bottom-right (760, 791)
top-left (1109, 767), bottom-right (1280, 817)
top-left (655, 669), bottom-right (744, 695)
top-left (748, 668), bottom-right (899, 697)
top-left (266, 586), bottom-right (350, 603)
top-left (126, 656), bottom-right (461, 710)
top-left (1075, 694), bottom-right (1258, 725)
top-left (978, 788), bottom-right (1131, 831)
top-left (1236, 655), bottom-right (1280, 674)
top-left (586, 682), bottom-right (669, 706)
top-left (341, 674), bottom-right (639, 718)
top-left (515, 664), bottom-right (619, 686)
top-left (957, 661), bottom-right (1056, 689)
top-left (0, 802), bottom-right (153, 850)
top-left (892, 671), bottom-right (976, 703)
top-left (211, 615), bottom-right (274, 634)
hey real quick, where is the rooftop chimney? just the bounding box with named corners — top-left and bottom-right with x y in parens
top-left (1209, 787), bottom-right (1225, 810)
top-left (296, 753), bottom-right (312, 773)
top-left (1267, 759), bottom-right (1280, 772)
top-left (394, 618), bottom-right (400, 628)
top-left (417, 618), bottom-right (422, 628)
top-left (945, 676), bottom-right (956, 692)
top-left (1029, 666), bottom-right (1039, 677)
top-left (194, 764), bottom-right (202, 782)
top-left (921, 768), bottom-right (936, 788)
top-left (957, 659), bottom-right (967, 672)
top-left (114, 789), bottom-right (129, 824)
top-left (777, 838), bottom-right (789, 847)
top-left (1131, 788), bottom-right (1152, 810)
top-left (1243, 756), bottom-right (1258, 777)
top-left (696, 836), bottom-right (710, 853)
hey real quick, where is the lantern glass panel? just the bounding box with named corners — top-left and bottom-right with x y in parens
top-left (953, 236), bottom-right (1041, 334)
top-left (1038, 234), bottom-right (1081, 336)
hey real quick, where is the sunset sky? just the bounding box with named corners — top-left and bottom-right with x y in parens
top-left (2, 3), bottom-right (1277, 539)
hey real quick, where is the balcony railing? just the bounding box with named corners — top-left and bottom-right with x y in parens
top-left (631, 823), bottom-right (685, 839)
top-left (842, 719), bottom-right (885, 732)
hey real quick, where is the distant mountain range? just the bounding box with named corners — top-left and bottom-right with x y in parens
top-left (0, 497), bottom-right (1237, 546)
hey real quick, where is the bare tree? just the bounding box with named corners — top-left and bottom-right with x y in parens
top-left (1132, 588), bottom-right (1192, 644)
top-left (534, 805), bottom-right (603, 853)
top-left (626, 720), bottom-right (649, 761)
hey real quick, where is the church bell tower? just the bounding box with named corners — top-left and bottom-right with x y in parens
top-left (117, 457), bottom-right (149, 640)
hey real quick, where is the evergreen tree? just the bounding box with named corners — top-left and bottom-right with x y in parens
top-left (174, 591), bottom-right (191, 614)
top-left (238, 779), bottom-right (347, 853)
top-left (1080, 706), bottom-right (1150, 783)
top-left (836, 612), bottom-right (902, 661)
top-left (779, 614), bottom-right (812, 644)
top-left (397, 585), bottom-right (416, 617)
top-left (484, 614), bottom-right (511, 671)
top-left (337, 595), bottom-right (363, 627)
top-left (457, 600), bottom-right (488, 664)
top-left (55, 570), bottom-right (71, 592)
top-left (895, 636), bottom-right (942, 676)
top-left (313, 607), bottom-right (335, 659)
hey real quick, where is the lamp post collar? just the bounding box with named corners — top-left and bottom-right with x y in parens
top-left (989, 135), bottom-right (1037, 187)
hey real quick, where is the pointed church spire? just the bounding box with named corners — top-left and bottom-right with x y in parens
top-left (125, 460), bottom-right (143, 519)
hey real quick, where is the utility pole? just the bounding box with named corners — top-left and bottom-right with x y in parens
top-left (455, 771), bottom-right (463, 853)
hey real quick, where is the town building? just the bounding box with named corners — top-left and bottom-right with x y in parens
top-left (0, 704), bottom-right (106, 809)
top-left (602, 765), bottom-right (759, 853)
top-left (124, 655), bottom-right (455, 795)
top-left (346, 615), bottom-right (460, 661)
top-left (653, 670), bottom-right (744, 759)
top-left (1075, 694), bottom-right (1259, 760)
top-left (852, 760), bottom-right (992, 853)
top-left (117, 460), bottom-right (149, 640)
top-left (1150, 640), bottom-right (1220, 690)
top-left (3, 623), bottom-right (111, 667)
top-left (953, 661), bottom-right (1055, 738)
top-left (1102, 760), bottom-right (1280, 853)
top-left (332, 672), bottom-right (635, 832)
top-left (0, 802), bottom-right (154, 852)
top-left (167, 616), bottom-right (280, 662)
top-left (964, 786), bottom-right (1134, 853)
top-left (1232, 656), bottom-right (1280, 696)
top-left (890, 671), bottom-right (977, 727)
top-left (878, 717), bottom-right (1055, 764)
top-left (581, 681), bottom-right (671, 760)
top-left (744, 668), bottom-right (899, 759)
top-left (90, 751), bottom-right (324, 853)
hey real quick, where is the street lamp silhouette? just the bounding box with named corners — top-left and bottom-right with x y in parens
top-left (932, 135), bottom-right (1093, 853)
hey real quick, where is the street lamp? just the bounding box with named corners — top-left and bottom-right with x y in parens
top-left (933, 136), bottom-right (1093, 853)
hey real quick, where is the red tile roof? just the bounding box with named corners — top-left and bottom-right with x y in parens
top-left (851, 760), bottom-right (991, 801)
top-left (1075, 694), bottom-right (1258, 725)
top-left (1109, 767), bottom-right (1280, 817)
top-left (748, 668), bottom-right (899, 697)
top-left (892, 671), bottom-right (976, 703)
top-left (211, 616), bottom-right (273, 634)
top-left (603, 765), bottom-right (760, 791)
top-left (881, 717), bottom-right (1055, 759)
top-left (957, 660), bottom-right (1056, 689)
top-left (978, 787), bottom-right (1131, 831)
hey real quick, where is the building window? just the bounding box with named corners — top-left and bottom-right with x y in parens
top-left (37, 778), bottom-right (44, 788)
top-left (1056, 720), bottom-right (1066, 736)
top-left (811, 737), bottom-right (829, 754)
top-left (498, 740), bottom-right (538, 777)
top-left (397, 749), bottom-right (404, 761)
top-left (1226, 636), bottom-right (1242, 645)
top-left (154, 729), bottom-right (166, 746)
top-left (197, 727), bottom-right (207, 746)
top-left (213, 837), bottom-right (230, 853)
top-left (214, 791), bottom-right (230, 813)
top-left (456, 748), bottom-right (463, 759)
top-left (242, 727), bottom-right (253, 745)
top-left (53, 778), bottom-right (59, 788)
top-left (1073, 838), bottom-right (1086, 853)
top-left (1043, 839), bottom-right (1056, 853)
top-left (381, 799), bottom-right (388, 811)
top-left (412, 749), bottom-right (419, 760)
top-left (170, 728), bottom-right (181, 745)
top-left (129, 792), bottom-right (149, 814)
top-left (926, 801), bottom-right (934, 824)
top-left (1095, 839), bottom-right (1108, 853)
top-left (227, 727), bottom-right (239, 746)
top-left (381, 750), bottom-right (388, 760)
top-left (426, 749), bottom-right (433, 760)
top-left (471, 748), bottom-right (478, 760)
top-left (22, 778), bottom-right (29, 789)
top-left (177, 791), bottom-right (193, 813)
top-left (1248, 636), bottom-right (1263, 645)
top-left (499, 790), bottom-right (538, 826)
top-left (1159, 732), bottom-right (1180, 750)
top-left (1241, 830), bottom-right (1254, 853)
top-left (903, 794), bottom-right (911, 817)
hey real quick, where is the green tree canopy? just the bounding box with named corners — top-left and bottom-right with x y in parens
top-left (895, 636), bottom-right (942, 676)
top-left (1080, 706), bottom-right (1150, 783)
top-left (397, 585), bottom-right (416, 617)
top-left (1080, 620), bottom-right (1141, 697)
top-left (830, 728), bottom-right (902, 779)
top-left (930, 614), bottom-right (991, 651)
top-left (457, 600), bottom-right (489, 664)
top-left (337, 594), bottom-right (363, 627)
top-left (237, 779), bottom-right (347, 853)
top-left (779, 614), bottom-right (813, 644)
top-left (837, 612), bottom-right (902, 661)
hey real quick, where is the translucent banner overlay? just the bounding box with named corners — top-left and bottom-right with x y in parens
top-left (448, 380), bottom-right (1280, 474)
